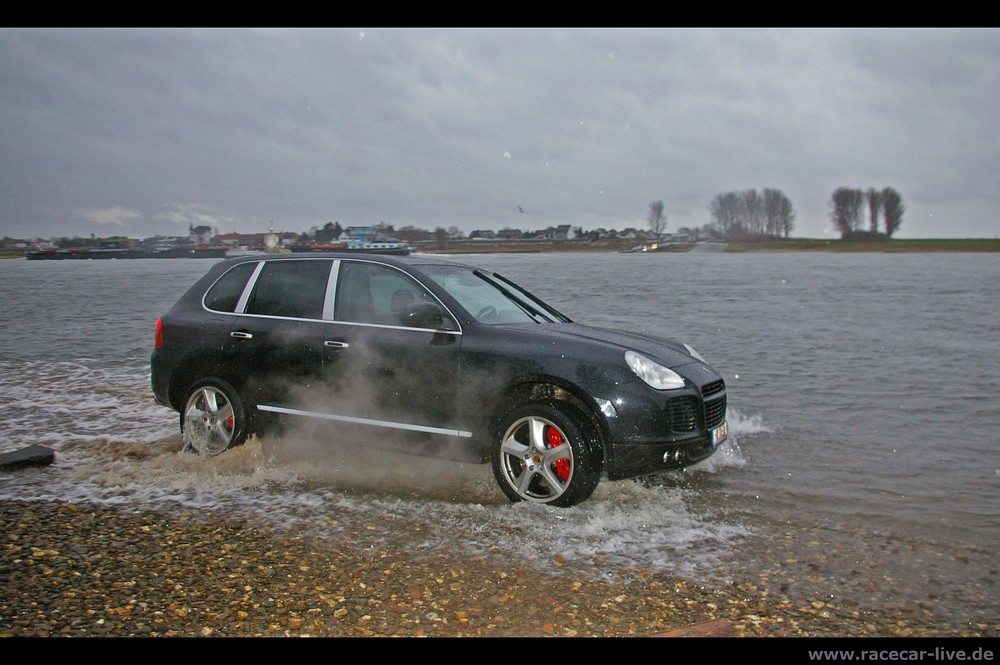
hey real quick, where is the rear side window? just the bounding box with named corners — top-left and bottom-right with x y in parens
top-left (204, 262), bottom-right (257, 312)
top-left (245, 260), bottom-right (331, 319)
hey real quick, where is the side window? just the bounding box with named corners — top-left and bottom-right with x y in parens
top-left (204, 262), bottom-right (257, 312)
top-left (245, 260), bottom-right (331, 319)
top-left (335, 261), bottom-right (449, 328)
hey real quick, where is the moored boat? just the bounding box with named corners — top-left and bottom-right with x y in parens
top-left (289, 228), bottom-right (412, 255)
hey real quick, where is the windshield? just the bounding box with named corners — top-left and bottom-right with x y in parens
top-left (421, 264), bottom-right (571, 324)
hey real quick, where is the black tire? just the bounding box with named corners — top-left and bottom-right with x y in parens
top-left (180, 377), bottom-right (249, 456)
top-left (491, 402), bottom-right (601, 507)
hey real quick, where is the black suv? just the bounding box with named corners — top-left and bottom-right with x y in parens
top-left (151, 253), bottom-right (728, 506)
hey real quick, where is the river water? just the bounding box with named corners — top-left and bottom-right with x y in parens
top-left (0, 250), bottom-right (997, 631)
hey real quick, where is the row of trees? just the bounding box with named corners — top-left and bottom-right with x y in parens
top-left (830, 186), bottom-right (904, 239)
top-left (647, 189), bottom-right (797, 241)
top-left (708, 189), bottom-right (796, 239)
top-left (648, 186), bottom-right (905, 241)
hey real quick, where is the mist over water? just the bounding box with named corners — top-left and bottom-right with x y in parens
top-left (0, 252), bottom-right (997, 623)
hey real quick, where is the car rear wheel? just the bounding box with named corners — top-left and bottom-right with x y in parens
top-left (180, 377), bottom-right (249, 456)
top-left (492, 402), bottom-right (601, 507)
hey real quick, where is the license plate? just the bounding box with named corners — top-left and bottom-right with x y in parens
top-left (711, 421), bottom-right (729, 447)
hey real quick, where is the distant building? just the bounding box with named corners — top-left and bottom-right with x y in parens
top-left (212, 230), bottom-right (299, 250)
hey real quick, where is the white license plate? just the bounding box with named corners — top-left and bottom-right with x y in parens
top-left (711, 421), bottom-right (729, 447)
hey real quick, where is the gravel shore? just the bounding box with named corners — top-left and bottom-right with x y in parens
top-left (2, 499), bottom-right (996, 639)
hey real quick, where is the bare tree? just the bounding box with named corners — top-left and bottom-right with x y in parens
top-left (882, 187), bottom-right (905, 238)
top-left (738, 189), bottom-right (765, 235)
top-left (709, 192), bottom-right (740, 236)
top-left (434, 227), bottom-right (449, 249)
top-left (866, 188), bottom-right (884, 234)
top-left (830, 187), bottom-right (866, 236)
top-left (763, 188), bottom-right (796, 238)
top-left (710, 189), bottom-right (795, 239)
top-left (647, 200), bottom-right (667, 238)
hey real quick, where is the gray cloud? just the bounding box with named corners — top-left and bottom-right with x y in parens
top-left (2, 27), bottom-right (998, 240)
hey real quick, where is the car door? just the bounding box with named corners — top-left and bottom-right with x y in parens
top-left (318, 259), bottom-right (465, 440)
top-left (222, 258), bottom-right (335, 409)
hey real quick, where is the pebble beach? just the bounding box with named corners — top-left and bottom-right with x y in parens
top-left (2, 499), bottom-right (996, 639)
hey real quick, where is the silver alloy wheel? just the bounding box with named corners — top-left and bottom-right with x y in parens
top-left (182, 384), bottom-right (237, 456)
top-left (497, 415), bottom-right (574, 502)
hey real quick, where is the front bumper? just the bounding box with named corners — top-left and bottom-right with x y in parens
top-left (604, 423), bottom-right (726, 480)
top-left (598, 381), bottom-right (727, 480)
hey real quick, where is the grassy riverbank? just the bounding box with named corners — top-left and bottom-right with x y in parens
top-left (722, 238), bottom-right (1000, 253)
top-left (4, 238), bottom-right (997, 260)
top-left (419, 237), bottom-right (1000, 254)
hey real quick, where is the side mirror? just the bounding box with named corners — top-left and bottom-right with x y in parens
top-left (402, 301), bottom-right (447, 330)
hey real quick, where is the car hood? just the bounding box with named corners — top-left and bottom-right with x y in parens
top-left (498, 322), bottom-right (699, 369)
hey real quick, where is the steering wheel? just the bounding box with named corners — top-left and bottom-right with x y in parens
top-left (476, 305), bottom-right (498, 321)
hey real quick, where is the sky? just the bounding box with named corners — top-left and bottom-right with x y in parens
top-left (1, 27), bottom-right (998, 241)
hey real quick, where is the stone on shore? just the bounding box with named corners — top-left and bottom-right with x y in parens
top-left (0, 444), bottom-right (55, 471)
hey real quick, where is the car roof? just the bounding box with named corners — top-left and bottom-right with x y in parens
top-left (219, 252), bottom-right (476, 271)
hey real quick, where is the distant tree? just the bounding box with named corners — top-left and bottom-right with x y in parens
top-left (709, 192), bottom-right (741, 237)
top-left (830, 187), bottom-right (866, 236)
top-left (315, 222), bottom-right (342, 242)
top-left (882, 187), bottom-right (905, 238)
top-left (647, 200), bottom-right (667, 238)
top-left (866, 188), bottom-right (884, 234)
top-left (762, 188), bottom-right (796, 238)
top-left (738, 189), bottom-right (764, 235)
top-left (709, 189), bottom-right (795, 239)
top-left (433, 227), bottom-right (448, 249)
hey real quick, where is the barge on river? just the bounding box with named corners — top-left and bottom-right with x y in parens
top-left (289, 226), bottom-right (412, 256)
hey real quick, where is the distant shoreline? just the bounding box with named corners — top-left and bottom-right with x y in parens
top-left (414, 237), bottom-right (1000, 254)
top-left (3, 237), bottom-right (998, 259)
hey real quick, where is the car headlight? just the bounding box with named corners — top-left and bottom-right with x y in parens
top-left (625, 350), bottom-right (686, 390)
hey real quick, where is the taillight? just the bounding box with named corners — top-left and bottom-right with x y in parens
top-left (154, 318), bottom-right (164, 349)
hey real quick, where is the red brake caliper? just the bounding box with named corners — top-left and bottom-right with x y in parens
top-left (545, 425), bottom-right (571, 481)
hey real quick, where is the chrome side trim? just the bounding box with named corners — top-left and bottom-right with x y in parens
top-left (256, 404), bottom-right (473, 438)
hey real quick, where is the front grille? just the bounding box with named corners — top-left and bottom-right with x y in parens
top-left (704, 394), bottom-right (727, 429)
top-left (702, 380), bottom-right (727, 430)
top-left (665, 397), bottom-right (699, 432)
top-left (701, 380), bottom-right (724, 399)
top-left (664, 380), bottom-right (728, 433)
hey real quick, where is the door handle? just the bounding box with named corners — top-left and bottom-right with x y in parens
top-left (230, 331), bottom-right (253, 339)
top-left (324, 340), bottom-right (349, 348)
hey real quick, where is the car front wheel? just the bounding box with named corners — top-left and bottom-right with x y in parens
top-left (180, 377), bottom-right (249, 456)
top-left (491, 402), bottom-right (601, 507)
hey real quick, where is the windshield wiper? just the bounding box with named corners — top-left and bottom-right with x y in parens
top-left (491, 272), bottom-right (572, 322)
top-left (472, 270), bottom-right (553, 323)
